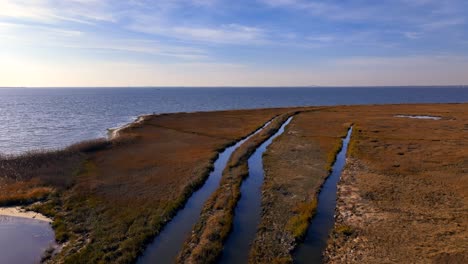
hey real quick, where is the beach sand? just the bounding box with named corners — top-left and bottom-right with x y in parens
top-left (0, 207), bottom-right (52, 223)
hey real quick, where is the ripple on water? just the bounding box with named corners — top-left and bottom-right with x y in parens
top-left (1, 87), bottom-right (466, 154)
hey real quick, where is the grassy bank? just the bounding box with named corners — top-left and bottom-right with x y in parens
top-left (176, 112), bottom-right (297, 264)
top-left (249, 109), bottom-right (353, 263)
top-left (325, 104), bottom-right (468, 263)
top-left (0, 108), bottom-right (287, 264)
top-left (0, 139), bottom-right (112, 207)
top-left (2, 104), bottom-right (466, 263)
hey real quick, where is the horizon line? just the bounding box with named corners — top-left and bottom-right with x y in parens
top-left (1, 85), bottom-right (468, 89)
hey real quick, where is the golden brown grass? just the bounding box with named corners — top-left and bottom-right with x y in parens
top-left (176, 112), bottom-right (297, 264)
top-left (285, 199), bottom-right (317, 239)
top-left (0, 179), bottom-right (53, 206)
top-left (1, 108), bottom-right (288, 264)
top-left (325, 104), bottom-right (468, 263)
top-left (33, 108), bottom-right (286, 263)
top-left (0, 141), bottom-right (105, 206)
top-left (249, 110), bottom-right (352, 263)
top-left (3, 104), bottom-right (466, 263)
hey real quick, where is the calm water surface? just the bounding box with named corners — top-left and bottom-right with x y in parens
top-left (219, 116), bottom-right (293, 264)
top-left (0, 216), bottom-right (56, 264)
top-left (0, 87), bottom-right (467, 154)
top-left (138, 119), bottom-right (273, 264)
top-left (294, 127), bottom-right (353, 263)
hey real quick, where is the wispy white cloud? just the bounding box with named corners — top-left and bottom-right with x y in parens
top-left (259, 0), bottom-right (381, 21)
top-left (401, 17), bottom-right (466, 40)
top-left (403, 31), bottom-right (422, 39)
top-left (0, 22), bottom-right (208, 60)
top-left (0, 1), bottom-right (267, 45)
top-left (261, 0), bottom-right (467, 44)
top-left (1, 0), bottom-right (467, 86)
top-left (0, 0), bottom-right (117, 24)
top-left (0, 22), bottom-right (83, 38)
top-left (260, 0), bottom-right (467, 29)
top-left (129, 21), bottom-right (267, 45)
top-left (421, 18), bottom-right (465, 30)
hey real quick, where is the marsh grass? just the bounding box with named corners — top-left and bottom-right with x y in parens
top-left (324, 104), bottom-right (468, 263)
top-left (326, 140), bottom-right (344, 172)
top-left (286, 199), bottom-right (318, 239)
top-left (29, 108), bottom-right (287, 263)
top-left (347, 125), bottom-right (361, 158)
top-left (249, 110), bottom-right (354, 263)
top-left (325, 123), bottom-right (353, 172)
top-left (0, 139), bottom-right (116, 206)
top-left (177, 113), bottom-right (296, 264)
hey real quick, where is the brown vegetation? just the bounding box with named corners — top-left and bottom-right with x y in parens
top-left (0, 108), bottom-right (288, 263)
top-left (249, 110), bottom-right (352, 263)
top-left (2, 104), bottom-right (466, 264)
top-left (176, 112), bottom-right (298, 264)
top-left (0, 140), bottom-right (110, 206)
top-left (325, 104), bottom-right (468, 263)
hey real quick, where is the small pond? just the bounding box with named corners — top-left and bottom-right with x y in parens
top-left (0, 215), bottom-right (56, 264)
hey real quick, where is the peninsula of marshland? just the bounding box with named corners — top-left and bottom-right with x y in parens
top-left (0, 104), bottom-right (467, 264)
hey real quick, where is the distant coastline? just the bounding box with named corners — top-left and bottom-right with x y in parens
top-left (1, 87), bottom-right (468, 155)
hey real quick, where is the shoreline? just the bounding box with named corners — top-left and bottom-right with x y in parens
top-left (0, 104), bottom-right (466, 263)
top-left (0, 206), bottom-right (52, 223)
top-left (104, 107), bottom-right (297, 141)
top-left (103, 102), bottom-right (467, 142)
top-left (107, 114), bottom-right (153, 140)
top-left (1, 103), bottom-right (466, 156)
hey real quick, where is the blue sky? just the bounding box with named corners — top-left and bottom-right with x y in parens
top-left (1, 0), bottom-right (467, 86)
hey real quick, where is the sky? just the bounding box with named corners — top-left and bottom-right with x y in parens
top-left (0, 0), bottom-right (468, 87)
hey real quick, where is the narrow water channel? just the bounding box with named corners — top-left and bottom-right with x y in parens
top-left (294, 126), bottom-right (353, 264)
top-left (219, 116), bottom-right (294, 264)
top-left (138, 119), bottom-right (273, 264)
top-left (0, 216), bottom-right (56, 264)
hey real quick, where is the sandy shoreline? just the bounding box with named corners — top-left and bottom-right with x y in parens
top-left (107, 114), bottom-right (153, 140)
top-left (0, 206), bottom-right (52, 223)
